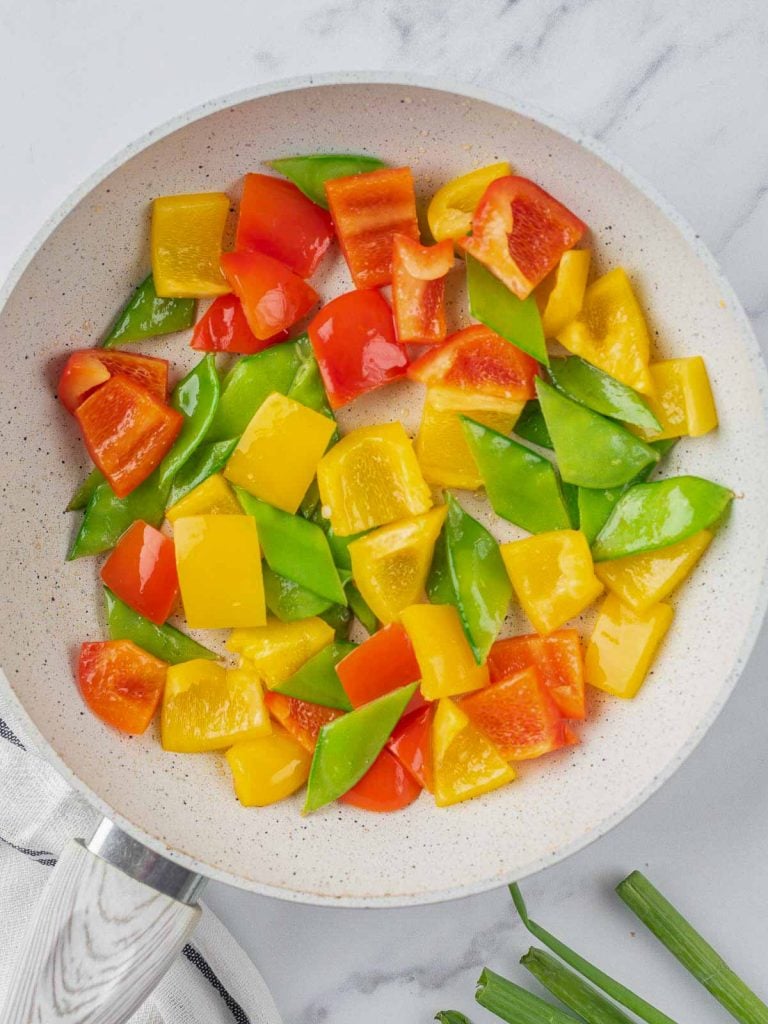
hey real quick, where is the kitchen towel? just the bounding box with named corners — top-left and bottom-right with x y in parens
top-left (0, 683), bottom-right (283, 1024)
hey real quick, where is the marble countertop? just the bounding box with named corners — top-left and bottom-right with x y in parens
top-left (2, 1), bottom-right (768, 1020)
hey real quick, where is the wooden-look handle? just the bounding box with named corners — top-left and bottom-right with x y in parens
top-left (1, 838), bottom-right (202, 1024)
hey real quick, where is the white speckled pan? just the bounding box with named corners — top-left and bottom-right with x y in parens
top-left (1, 74), bottom-right (767, 907)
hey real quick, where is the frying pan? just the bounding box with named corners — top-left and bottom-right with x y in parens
top-left (1, 73), bottom-right (767, 1023)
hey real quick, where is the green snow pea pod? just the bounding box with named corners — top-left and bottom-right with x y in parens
top-left (66, 466), bottom-right (105, 511)
top-left (267, 153), bottom-right (387, 209)
top-left (427, 494), bottom-right (511, 664)
top-left (560, 482), bottom-right (580, 529)
top-left (592, 476), bottom-right (733, 561)
top-left (156, 354), bottom-right (220, 489)
top-left (548, 356), bottom-right (661, 432)
top-left (461, 417), bottom-right (571, 533)
top-left (346, 583), bottom-right (378, 635)
top-left (536, 378), bottom-right (659, 489)
top-left (263, 566), bottom-right (334, 621)
top-left (305, 683), bottom-right (417, 812)
top-left (514, 400), bottom-right (553, 450)
top-left (466, 255), bottom-right (548, 364)
top-left (272, 641), bottom-right (355, 710)
top-left (102, 273), bottom-right (195, 348)
top-left (288, 336), bottom-right (335, 419)
top-left (320, 603), bottom-right (353, 640)
top-left (235, 489), bottom-right (347, 606)
top-left (166, 437), bottom-right (238, 509)
top-left (104, 588), bottom-right (215, 664)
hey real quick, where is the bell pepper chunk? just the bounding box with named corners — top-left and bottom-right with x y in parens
top-left (267, 153), bottom-right (388, 209)
top-left (308, 289), bottom-right (408, 409)
top-left (325, 166), bottom-right (419, 288)
top-left (74, 375), bottom-right (183, 499)
top-left (103, 273), bottom-right (195, 347)
top-left (166, 474), bottom-right (241, 522)
top-left (317, 422), bottom-right (432, 536)
top-left (167, 440), bottom-right (239, 509)
top-left (461, 417), bottom-right (572, 533)
top-left (536, 249), bottom-right (591, 337)
top-left (336, 622), bottom-right (422, 708)
top-left (548, 356), bottom-right (660, 432)
top-left (401, 604), bottom-right (489, 701)
top-left (77, 639), bottom-right (167, 734)
top-left (585, 593), bottom-right (674, 699)
top-left (224, 392), bottom-right (335, 514)
top-left (459, 176), bottom-right (586, 300)
top-left (174, 515), bottom-right (266, 629)
top-left (151, 192), bottom-right (230, 298)
top-left (427, 162), bottom-right (511, 243)
top-left (104, 587), bottom-right (215, 665)
top-left (348, 507), bottom-right (447, 625)
top-left (637, 357), bottom-right (718, 440)
top-left (191, 294), bottom-right (287, 354)
top-left (391, 235), bottom-right (454, 345)
top-left (221, 250), bottom-right (319, 340)
top-left (161, 660), bottom-right (271, 753)
top-left (501, 530), bottom-right (604, 634)
top-left (461, 666), bottom-right (568, 760)
top-left (339, 747), bottom-right (422, 811)
top-left (100, 519), bottom-right (178, 625)
top-left (272, 641), bottom-right (355, 711)
top-left (235, 173), bottom-right (334, 278)
top-left (228, 616), bottom-right (335, 688)
top-left (58, 349), bottom-right (169, 413)
top-left (488, 630), bottom-right (585, 720)
top-left (408, 324), bottom-right (540, 400)
top-left (226, 727), bottom-right (311, 806)
top-left (388, 703), bottom-right (435, 791)
top-left (557, 268), bottom-right (653, 394)
top-left (595, 530), bottom-right (712, 612)
top-left (432, 698), bottom-right (514, 807)
top-left (265, 691), bottom-right (342, 751)
top-left (466, 255), bottom-right (548, 364)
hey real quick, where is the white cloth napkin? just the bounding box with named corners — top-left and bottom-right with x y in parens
top-left (0, 684), bottom-right (283, 1024)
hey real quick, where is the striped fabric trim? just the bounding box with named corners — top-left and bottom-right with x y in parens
top-left (0, 716), bottom-right (25, 750)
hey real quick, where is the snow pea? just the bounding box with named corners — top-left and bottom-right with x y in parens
top-left (548, 356), bottom-right (661, 431)
top-left (272, 641), bottom-right (355, 711)
top-left (320, 602), bottom-right (353, 640)
top-left (263, 566), bottom-right (334, 621)
top-left (514, 400), bottom-right (553, 450)
top-left (166, 437), bottom-right (238, 509)
top-left (466, 254), bottom-right (548, 364)
top-left (66, 466), bottom-right (105, 511)
top-left (461, 417), bottom-right (572, 533)
top-left (427, 494), bottom-right (511, 664)
top-left (289, 336), bottom-right (335, 419)
top-left (267, 153), bottom-right (387, 209)
top-left (561, 481), bottom-right (580, 529)
top-left (156, 354), bottom-right (220, 489)
top-left (304, 683), bottom-right (417, 812)
top-left (346, 583), bottom-right (378, 635)
top-left (102, 273), bottom-right (195, 348)
top-left (592, 475), bottom-right (733, 561)
top-left (104, 588), bottom-right (215, 664)
top-left (536, 378), bottom-right (659, 488)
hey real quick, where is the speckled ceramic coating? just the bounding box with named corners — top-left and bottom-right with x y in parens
top-left (1, 75), bottom-right (767, 907)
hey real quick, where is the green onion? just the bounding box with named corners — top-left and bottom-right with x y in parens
top-left (521, 948), bottom-right (634, 1024)
top-left (617, 872), bottom-right (768, 1024)
top-left (475, 968), bottom-right (578, 1024)
top-left (435, 1013), bottom-right (475, 1024)
top-left (510, 884), bottom-right (678, 1024)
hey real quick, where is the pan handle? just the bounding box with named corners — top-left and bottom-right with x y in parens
top-left (1, 818), bottom-right (206, 1024)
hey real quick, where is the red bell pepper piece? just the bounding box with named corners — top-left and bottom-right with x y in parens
top-left (460, 666), bottom-right (568, 760)
top-left (488, 629), bottom-right (586, 720)
top-left (58, 349), bottom-right (169, 413)
top-left (74, 375), bottom-right (183, 498)
top-left (388, 703), bottom-right (434, 791)
top-left (235, 173), bottom-right (334, 278)
top-left (339, 748), bottom-right (421, 812)
top-left (77, 639), bottom-right (167, 734)
top-left (100, 520), bottom-right (179, 625)
top-left (325, 167), bottom-right (419, 288)
top-left (391, 234), bottom-right (454, 345)
top-left (459, 176), bottom-right (586, 299)
top-left (308, 289), bottom-right (408, 409)
top-left (264, 691), bottom-right (342, 752)
top-left (190, 294), bottom-right (287, 354)
top-left (336, 623), bottom-right (423, 711)
top-left (407, 324), bottom-right (540, 400)
top-left (220, 251), bottom-right (319, 341)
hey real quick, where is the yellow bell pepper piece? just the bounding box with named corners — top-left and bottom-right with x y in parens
top-left (161, 660), bottom-right (271, 752)
top-left (174, 515), bottom-right (265, 629)
top-left (432, 698), bottom-right (515, 807)
top-left (225, 392), bottom-right (336, 514)
top-left (537, 249), bottom-right (591, 337)
top-left (348, 507), bottom-right (447, 624)
top-left (151, 192), bottom-right (230, 298)
top-left (401, 604), bottom-right (489, 701)
top-left (415, 387), bottom-right (525, 490)
top-left (166, 474), bottom-right (241, 523)
top-left (317, 422), bottom-right (432, 537)
top-left (595, 530), bottom-right (712, 613)
top-left (585, 592), bottom-right (673, 699)
top-left (557, 268), bottom-right (653, 395)
top-left (427, 162), bottom-right (511, 243)
top-left (227, 616), bottom-right (334, 688)
top-left (226, 726), bottom-right (311, 806)
top-left (636, 357), bottom-right (718, 440)
top-left (501, 530), bottom-right (604, 634)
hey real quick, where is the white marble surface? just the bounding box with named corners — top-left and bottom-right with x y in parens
top-left (2, 1), bottom-right (768, 1020)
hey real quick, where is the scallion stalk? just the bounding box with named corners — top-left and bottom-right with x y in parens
top-left (435, 1012), bottom-right (475, 1024)
top-left (521, 947), bottom-right (635, 1024)
top-left (475, 967), bottom-right (581, 1024)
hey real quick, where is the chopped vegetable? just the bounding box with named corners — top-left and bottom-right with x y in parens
top-left (68, 471), bottom-right (170, 560)
top-left (514, 399), bottom-right (553, 448)
top-left (288, 335), bottom-right (335, 421)
top-left (267, 153), bottom-right (387, 209)
top-left (103, 273), bottom-right (195, 347)
top-left (265, 692), bottom-right (342, 751)
top-left (104, 587), bottom-right (215, 665)
top-left (537, 249), bottom-right (591, 337)
top-left (339, 748), bottom-right (422, 811)
top-left (220, 250), bottom-right (319, 340)
top-left (427, 161), bottom-right (511, 243)
top-left (392, 234), bottom-right (454, 344)
top-left (336, 622), bottom-right (422, 708)
top-left (475, 967), bottom-right (578, 1024)
top-left (263, 568), bottom-right (334, 622)
top-left (227, 729), bottom-right (311, 806)
top-left (639, 357), bottom-right (718, 440)
top-left (401, 604), bottom-right (489, 701)
top-left (489, 631), bottom-right (585, 720)
top-left (58, 349), bottom-right (169, 413)
top-left (66, 466), bottom-right (105, 512)
top-left (466, 254), bottom-right (548, 364)
top-left (272, 641), bottom-right (355, 710)
top-left (77, 639), bottom-right (167, 734)
top-left (595, 531), bottom-right (712, 612)
top-left (388, 703), bottom-right (434, 791)
top-left (585, 593), bottom-right (673, 699)
top-left (521, 947), bottom-right (637, 1024)
top-left (432, 698), bottom-right (514, 807)
top-left (191, 294), bottom-right (284, 354)
top-left (100, 520), bottom-right (178, 625)
top-left (156, 353), bottom-right (220, 490)
top-left (166, 474), bottom-right (242, 522)
top-left (166, 438), bottom-right (239, 509)
top-left (548, 355), bottom-right (661, 432)
top-left (151, 192), bottom-right (230, 298)
top-left (228, 616), bottom-right (334, 688)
